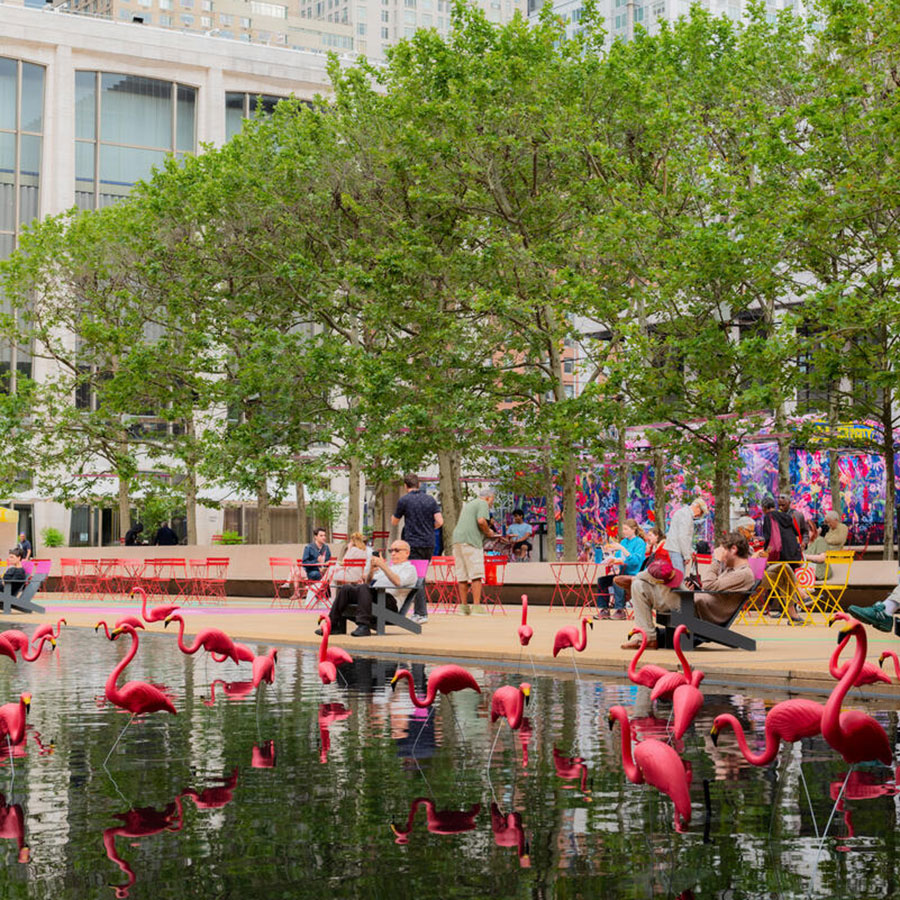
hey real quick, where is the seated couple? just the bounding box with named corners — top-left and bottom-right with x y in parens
top-left (315, 540), bottom-right (420, 638)
top-left (621, 532), bottom-right (756, 650)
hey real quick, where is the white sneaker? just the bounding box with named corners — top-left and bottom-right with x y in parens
top-left (410, 614), bottom-right (427, 625)
top-left (280, 582), bottom-right (291, 589)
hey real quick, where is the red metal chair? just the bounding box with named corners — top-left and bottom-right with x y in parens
top-left (205, 557), bottom-right (230, 605)
top-left (269, 557), bottom-right (295, 608)
top-left (143, 558), bottom-right (170, 600)
top-left (188, 559), bottom-right (208, 604)
top-left (482, 553), bottom-right (508, 615)
top-left (60, 558), bottom-right (81, 595)
top-left (302, 559), bottom-right (335, 610)
top-left (166, 558), bottom-right (191, 602)
top-left (94, 558), bottom-right (121, 600)
top-left (371, 530), bottom-right (390, 551)
top-left (427, 555), bottom-right (458, 614)
top-left (76, 559), bottom-right (99, 598)
top-left (120, 558), bottom-right (147, 596)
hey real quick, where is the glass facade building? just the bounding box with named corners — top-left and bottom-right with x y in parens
top-left (74, 72), bottom-right (197, 210)
top-left (0, 56), bottom-right (44, 384)
top-left (225, 91), bottom-right (290, 140)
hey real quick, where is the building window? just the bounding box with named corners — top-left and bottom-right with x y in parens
top-left (202, 0), bottom-right (213, 8)
top-left (421, 12), bottom-right (431, 25)
top-left (357, 22), bottom-right (366, 33)
top-left (251, 1), bottom-right (287, 15)
top-left (404, 10), bottom-right (415, 23)
top-left (381, 26), bottom-right (389, 37)
top-left (240, 16), bottom-right (251, 27)
top-left (201, 14), bottom-right (211, 25)
top-left (0, 56), bottom-right (42, 388)
top-left (220, 12), bottom-right (233, 24)
top-left (181, 13), bottom-right (194, 24)
top-left (404, 26), bottom-right (415, 36)
top-left (181, 0), bottom-right (193, 6)
top-left (381, 9), bottom-right (389, 20)
top-left (224, 91), bottom-right (293, 140)
top-left (74, 73), bottom-right (196, 211)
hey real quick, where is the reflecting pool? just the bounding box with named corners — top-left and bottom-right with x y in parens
top-left (0, 623), bottom-right (897, 898)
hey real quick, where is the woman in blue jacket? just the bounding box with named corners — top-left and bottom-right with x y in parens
top-left (594, 519), bottom-right (647, 619)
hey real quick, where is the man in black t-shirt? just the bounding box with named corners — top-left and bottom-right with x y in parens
top-left (2, 549), bottom-right (27, 598)
top-left (391, 474), bottom-right (443, 561)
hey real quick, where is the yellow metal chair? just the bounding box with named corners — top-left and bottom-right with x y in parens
top-left (809, 550), bottom-right (854, 618)
top-left (764, 561), bottom-right (814, 626)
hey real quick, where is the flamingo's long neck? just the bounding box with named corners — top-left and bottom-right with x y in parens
top-left (627, 631), bottom-right (648, 681)
top-left (97, 622), bottom-right (112, 640)
top-left (613, 710), bottom-right (642, 784)
top-left (520, 598), bottom-right (528, 627)
top-left (106, 630), bottom-right (139, 705)
top-left (171, 616), bottom-right (200, 655)
top-left (576, 619), bottom-right (589, 651)
top-left (139, 590), bottom-right (149, 621)
top-left (54, 619), bottom-right (65, 639)
top-left (830, 634), bottom-right (852, 679)
top-left (674, 632), bottom-right (693, 681)
top-left (19, 636), bottom-right (49, 662)
top-left (884, 651), bottom-right (900, 681)
top-left (719, 714), bottom-right (776, 766)
top-left (403, 672), bottom-right (429, 708)
top-left (508, 693), bottom-right (525, 730)
top-left (318, 622), bottom-right (331, 664)
top-left (823, 625), bottom-right (867, 750)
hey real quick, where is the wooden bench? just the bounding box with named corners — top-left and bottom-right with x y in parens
top-left (0, 569), bottom-right (48, 615)
top-left (655, 585), bottom-right (757, 652)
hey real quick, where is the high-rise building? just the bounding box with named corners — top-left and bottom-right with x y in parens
top-left (527, 0), bottom-right (808, 44)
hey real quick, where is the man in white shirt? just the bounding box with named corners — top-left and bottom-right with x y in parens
top-left (319, 540), bottom-right (418, 637)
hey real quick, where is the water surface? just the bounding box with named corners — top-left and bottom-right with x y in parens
top-left (0, 623), bottom-right (897, 898)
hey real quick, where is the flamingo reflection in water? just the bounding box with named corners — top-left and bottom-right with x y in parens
top-left (553, 747), bottom-right (591, 798)
top-left (181, 767), bottom-right (239, 810)
top-left (318, 702), bottom-right (352, 764)
top-left (490, 803), bottom-right (530, 867)
top-left (391, 798), bottom-right (481, 843)
top-left (103, 798), bottom-right (185, 898)
top-left (252, 740), bottom-right (276, 769)
top-left (203, 679), bottom-right (255, 707)
top-left (830, 767), bottom-right (900, 842)
top-left (0, 792), bottom-right (28, 862)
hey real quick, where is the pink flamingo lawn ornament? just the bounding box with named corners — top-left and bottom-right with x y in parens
top-left (880, 650), bottom-right (900, 682)
top-left (830, 613), bottom-right (890, 687)
top-left (164, 614), bottom-right (241, 665)
top-left (517, 595), bottom-right (533, 646)
top-left (818, 616), bottom-right (893, 855)
top-left (650, 625), bottom-right (700, 702)
top-left (133, 587), bottom-right (180, 625)
top-left (252, 740), bottom-right (276, 769)
top-left (391, 664), bottom-right (481, 752)
top-left (0, 630), bottom-right (56, 662)
top-left (608, 704), bottom-right (692, 832)
top-left (552, 618), bottom-right (592, 680)
top-left (712, 697), bottom-right (824, 834)
top-left (31, 618), bottom-right (65, 646)
top-left (103, 624), bottom-right (177, 764)
top-left (671, 673), bottom-right (705, 740)
top-left (517, 595), bottom-right (537, 678)
top-left (625, 627), bottom-right (668, 689)
top-left (95, 618), bottom-right (145, 639)
top-left (0, 636), bottom-right (17, 664)
top-left (317, 616), bottom-right (353, 685)
top-left (0, 693), bottom-right (31, 780)
top-left (487, 682), bottom-right (531, 766)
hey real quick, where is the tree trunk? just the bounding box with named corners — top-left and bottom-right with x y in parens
top-left (437, 449), bottom-right (462, 547)
top-left (713, 441), bottom-right (731, 544)
top-left (295, 480), bottom-right (308, 545)
top-left (617, 427), bottom-right (628, 531)
top-left (184, 470), bottom-right (198, 546)
top-left (183, 416), bottom-right (198, 545)
top-left (256, 483), bottom-right (270, 544)
top-left (882, 401), bottom-right (895, 560)
top-left (561, 454), bottom-right (578, 561)
top-left (776, 404), bottom-right (791, 494)
top-left (347, 456), bottom-right (361, 535)
top-left (542, 451), bottom-right (557, 560)
top-left (828, 391), bottom-right (841, 515)
top-left (652, 450), bottom-right (667, 531)
top-left (117, 474), bottom-right (131, 541)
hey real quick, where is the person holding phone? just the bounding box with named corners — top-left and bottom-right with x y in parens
top-left (594, 519), bottom-right (646, 620)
